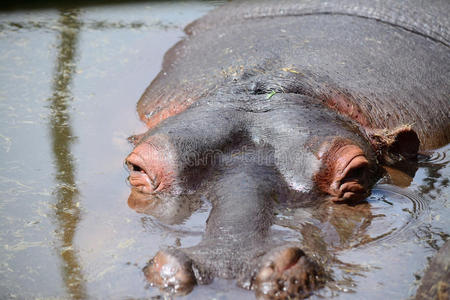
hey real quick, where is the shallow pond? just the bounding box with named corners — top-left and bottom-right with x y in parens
top-left (0, 1), bottom-right (448, 299)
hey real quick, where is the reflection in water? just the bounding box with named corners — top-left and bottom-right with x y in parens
top-left (0, 19), bottom-right (175, 32)
top-left (48, 9), bottom-right (86, 299)
top-left (276, 182), bottom-right (430, 251)
top-left (418, 159), bottom-right (446, 195)
top-left (273, 175), bottom-right (434, 292)
top-left (414, 150), bottom-right (450, 250)
top-left (128, 188), bottom-right (203, 225)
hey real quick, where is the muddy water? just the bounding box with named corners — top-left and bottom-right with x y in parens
top-left (0, 2), bottom-right (448, 299)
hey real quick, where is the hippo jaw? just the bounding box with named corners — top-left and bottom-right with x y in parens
top-left (123, 99), bottom-right (384, 298)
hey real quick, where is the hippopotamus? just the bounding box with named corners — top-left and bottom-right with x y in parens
top-left (125, 0), bottom-right (450, 298)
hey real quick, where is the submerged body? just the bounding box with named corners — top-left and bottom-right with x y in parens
top-left (125, 0), bottom-right (450, 298)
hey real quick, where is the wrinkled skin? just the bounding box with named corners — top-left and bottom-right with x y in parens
top-left (125, 0), bottom-right (450, 298)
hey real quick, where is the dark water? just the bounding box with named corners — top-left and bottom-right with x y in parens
top-left (0, 2), bottom-right (448, 299)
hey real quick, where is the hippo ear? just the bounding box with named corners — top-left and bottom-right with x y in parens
top-left (365, 125), bottom-right (420, 165)
top-left (127, 133), bottom-right (145, 146)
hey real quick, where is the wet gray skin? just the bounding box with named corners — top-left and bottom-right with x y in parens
top-left (124, 0), bottom-right (450, 298)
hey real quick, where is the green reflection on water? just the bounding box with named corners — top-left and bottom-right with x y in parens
top-left (48, 8), bottom-right (86, 299)
top-left (0, 19), bottom-right (177, 32)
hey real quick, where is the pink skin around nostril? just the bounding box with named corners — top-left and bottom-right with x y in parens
top-left (126, 153), bottom-right (159, 193)
top-left (125, 138), bottom-right (176, 194)
top-left (330, 145), bottom-right (369, 203)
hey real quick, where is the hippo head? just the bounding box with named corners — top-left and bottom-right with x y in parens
top-left (124, 91), bottom-right (419, 296)
top-left (125, 95), bottom-right (377, 214)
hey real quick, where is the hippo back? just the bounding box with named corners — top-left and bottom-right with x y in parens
top-left (137, 0), bottom-right (450, 150)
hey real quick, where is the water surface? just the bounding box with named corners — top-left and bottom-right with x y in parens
top-left (0, 2), bottom-right (448, 299)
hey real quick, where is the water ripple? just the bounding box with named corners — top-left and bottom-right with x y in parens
top-left (420, 148), bottom-right (449, 165)
top-left (356, 184), bottom-right (430, 247)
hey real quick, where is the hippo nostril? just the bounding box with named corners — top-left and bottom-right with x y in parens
top-left (131, 163), bottom-right (143, 172)
top-left (330, 153), bottom-right (370, 202)
top-left (125, 155), bottom-right (146, 173)
top-left (125, 155), bottom-right (161, 193)
top-left (340, 155), bottom-right (369, 183)
top-left (336, 158), bottom-right (370, 202)
top-left (341, 165), bottom-right (367, 183)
